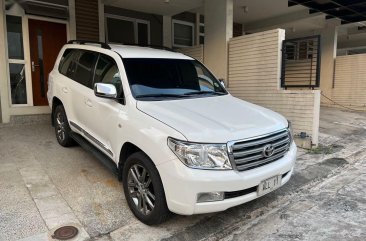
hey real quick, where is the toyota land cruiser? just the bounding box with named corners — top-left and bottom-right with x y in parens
top-left (47, 40), bottom-right (296, 225)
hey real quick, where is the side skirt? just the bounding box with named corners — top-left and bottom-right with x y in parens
top-left (70, 132), bottom-right (119, 177)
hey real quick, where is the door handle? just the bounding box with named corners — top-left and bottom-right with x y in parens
top-left (31, 61), bottom-right (40, 72)
top-left (61, 87), bottom-right (68, 93)
top-left (85, 99), bottom-right (93, 107)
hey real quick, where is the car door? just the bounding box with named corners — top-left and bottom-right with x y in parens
top-left (56, 49), bottom-right (81, 128)
top-left (81, 53), bottom-right (124, 158)
top-left (67, 50), bottom-right (99, 136)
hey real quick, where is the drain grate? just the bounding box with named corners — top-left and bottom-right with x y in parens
top-left (52, 226), bottom-right (79, 240)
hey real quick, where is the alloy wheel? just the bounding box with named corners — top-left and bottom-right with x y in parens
top-left (127, 164), bottom-right (155, 215)
top-left (56, 112), bottom-right (66, 142)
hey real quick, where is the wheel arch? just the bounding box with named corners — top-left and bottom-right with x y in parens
top-left (118, 142), bottom-right (156, 181)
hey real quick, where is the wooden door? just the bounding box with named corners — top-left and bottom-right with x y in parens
top-left (28, 19), bottom-right (67, 106)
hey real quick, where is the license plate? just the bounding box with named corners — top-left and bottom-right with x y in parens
top-left (258, 175), bottom-right (282, 196)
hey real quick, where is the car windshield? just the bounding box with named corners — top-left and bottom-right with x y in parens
top-left (122, 58), bottom-right (227, 100)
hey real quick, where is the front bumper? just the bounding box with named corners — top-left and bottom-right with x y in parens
top-left (157, 142), bottom-right (297, 215)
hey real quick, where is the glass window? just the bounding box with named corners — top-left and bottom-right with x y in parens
top-left (59, 49), bottom-right (77, 76)
top-left (107, 18), bottom-right (135, 44)
top-left (94, 54), bottom-right (123, 97)
top-left (122, 58), bottom-right (227, 100)
top-left (137, 22), bottom-right (148, 46)
top-left (6, 15), bottom-right (24, 60)
top-left (9, 64), bottom-right (27, 104)
top-left (73, 50), bottom-right (98, 88)
top-left (106, 17), bottom-right (150, 46)
top-left (173, 21), bottom-right (194, 47)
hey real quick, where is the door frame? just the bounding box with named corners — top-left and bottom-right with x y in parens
top-left (24, 15), bottom-right (69, 107)
top-left (4, 9), bottom-right (70, 108)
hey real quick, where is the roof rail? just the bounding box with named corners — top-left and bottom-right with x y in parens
top-left (67, 40), bottom-right (111, 50)
top-left (126, 44), bottom-right (176, 52)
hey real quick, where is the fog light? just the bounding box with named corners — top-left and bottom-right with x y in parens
top-left (197, 192), bottom-right (224, 203)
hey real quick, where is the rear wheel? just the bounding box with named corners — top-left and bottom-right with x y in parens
top-left (123, 152), bottom-right (170, 225)
top-left (54, 105), bottom-right (75, 147)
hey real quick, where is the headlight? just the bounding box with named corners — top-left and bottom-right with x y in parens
top-left (167, 137), bottom-right (232, 170)
top-left (288, 120), bottom-right (294, 143)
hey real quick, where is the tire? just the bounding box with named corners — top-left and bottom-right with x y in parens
top-left (54, 105), bottom-right (75, 147)
top-left (123, 152), bottom-right (170, 225)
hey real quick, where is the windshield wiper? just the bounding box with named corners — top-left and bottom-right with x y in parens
top-left (183, 91), bottom-right (226, 96)
top-left (135, 93), bottom-right (186, 99)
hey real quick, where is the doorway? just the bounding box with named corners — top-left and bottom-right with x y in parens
top-left (28, 19), bottom-right (67, 106)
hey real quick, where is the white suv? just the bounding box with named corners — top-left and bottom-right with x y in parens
top-left (48, 40), bottom-right (296, 225)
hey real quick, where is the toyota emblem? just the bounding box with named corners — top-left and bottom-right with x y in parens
top-left (262, 144), bottom-right (275, 158)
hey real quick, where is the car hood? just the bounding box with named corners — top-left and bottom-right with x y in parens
top-left (136, 94), bottom-right (288, 143)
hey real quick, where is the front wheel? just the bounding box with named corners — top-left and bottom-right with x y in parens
top-left (122, 152), bottom-right (170, 225)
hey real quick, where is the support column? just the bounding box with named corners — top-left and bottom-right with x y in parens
top-left (98, 0), bottom-right (105, 42)
top-left (195, 12), bottom-right (200, 45)
top-left (68, 0), bottom-right (77, 40)
top-left (0, 0), bottom-right (11, 123)
top-left (320, 21), bottom-right (338, 102)
top-left (203, 0), bottom-right (233, 80)
top-left (163, 16), bottom-right (172, 48)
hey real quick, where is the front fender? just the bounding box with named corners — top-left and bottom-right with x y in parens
top-left (113, 108), bottom-right (186, 166)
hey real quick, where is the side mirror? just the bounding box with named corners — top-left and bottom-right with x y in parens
top-left (94, 83), bottom-right (117, 99)
top-left (219, 78), bottom-right (226, 88)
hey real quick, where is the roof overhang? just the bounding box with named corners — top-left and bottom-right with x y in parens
top-left (8, 0), bottom-right (69, 20)
top-left (103, 0), bottom-right (203, 16)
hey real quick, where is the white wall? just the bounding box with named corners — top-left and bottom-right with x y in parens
top-left (227, 29), bottom-right (320, 146)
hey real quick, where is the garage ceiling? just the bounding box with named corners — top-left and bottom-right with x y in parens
top-left (289, 0), bottom-right (366, 24)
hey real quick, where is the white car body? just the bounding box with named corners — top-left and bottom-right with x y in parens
top-left (48, 43), bottom-right (296, 216)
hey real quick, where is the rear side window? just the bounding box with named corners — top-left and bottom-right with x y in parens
top-left (59, 49), bottom-right (77, 78)
top-left (94, 54), bottom-right (123, 97)
top-left (73, 50), bottom-right (99, 88)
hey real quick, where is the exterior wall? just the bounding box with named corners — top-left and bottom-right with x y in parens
top-left (227, 29), bottom-right (320, 146)
top-left (323, 54), bottom-right (366, 110)
top-left (177, 45), bottom-right (204, 62)
top-left (75, 0), bottom-right (99, 40)
top-left (105, 5), bottom-right (163, 46)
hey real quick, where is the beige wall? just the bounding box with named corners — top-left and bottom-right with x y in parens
top-left (323, 54), bottom-right (366, 110)
top-left (227, 29), bottom-right (320, 146)
top-left (177, 45), bottom-right (204, 63)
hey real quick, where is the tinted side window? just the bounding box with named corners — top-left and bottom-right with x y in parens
top-left (94, 54), bottom-right (123, 97)
top-left (59, 49), bottom-right (77, 77)
top-left (73, 50), bottom-right (98, 88)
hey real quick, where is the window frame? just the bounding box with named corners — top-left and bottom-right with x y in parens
top-left (105, 14), bottom-right (151, 45)
top-left (5, 14), bottom-right (29, 106)
top-left (92, 53), bottom-right (125, 99)
top-left (172, 19), bottom-right (195, 48)
top-left (58, 48), bottom-right (98, 89)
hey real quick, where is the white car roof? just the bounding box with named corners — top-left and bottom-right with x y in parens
top-left (110, 44), bottom-right (193, 60)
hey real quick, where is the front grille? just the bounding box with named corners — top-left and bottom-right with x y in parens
top-left (230, 129), bottom-right (291, 172)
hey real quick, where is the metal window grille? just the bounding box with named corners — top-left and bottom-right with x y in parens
top-left (281, 35), bottom-right (321, 89)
